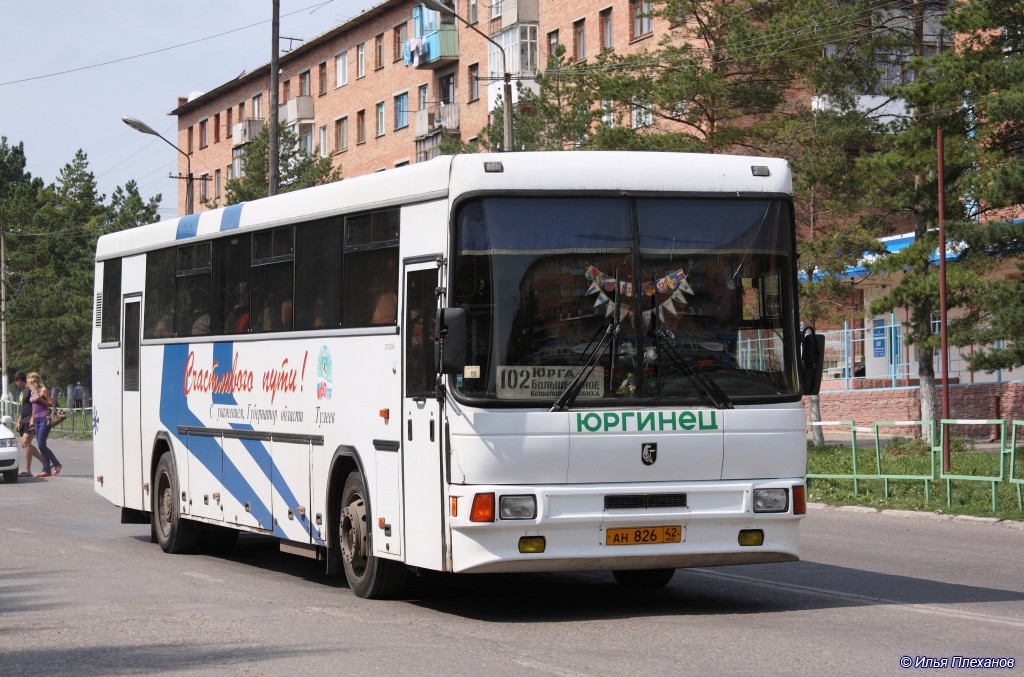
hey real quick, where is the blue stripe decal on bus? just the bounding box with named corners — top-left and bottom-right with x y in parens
top-left (175, 213), bottom-right (201, 240)
top-left (159, 343), bottom-right (320, 542)
top-left (220, 203), bottom-right (243, 231)
top-left (209, 342), bottom-right (319, 541)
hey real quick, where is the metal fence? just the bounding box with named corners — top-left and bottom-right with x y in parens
top-left (808, 419), bottom-right (1024, 513)
top-left (819, 316), bottom-right (1022, 391)
top-left (1, 401), bottom-right (94, 439)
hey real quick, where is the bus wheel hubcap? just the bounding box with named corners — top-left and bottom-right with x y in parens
top-left (340, 499), bottom-right (366, 564)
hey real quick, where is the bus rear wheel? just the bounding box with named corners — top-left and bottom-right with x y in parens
top-left (339, 470), bottom-right (408, 599)
top-left (612, 568), bottom-right (675, 588)
top-left (152, 453), bottom-right (201, 554)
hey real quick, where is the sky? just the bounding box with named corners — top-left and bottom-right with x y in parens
top-left (1, 0), bottom-right (377, 219)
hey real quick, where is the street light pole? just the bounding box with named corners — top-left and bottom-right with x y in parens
top-left (122, 116), bottom-right (194, 215)
top-left (420, 0), bottom-right (513, 152)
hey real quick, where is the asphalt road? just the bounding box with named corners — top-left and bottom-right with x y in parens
top-left (2, 440), bottom-right (1022, 676)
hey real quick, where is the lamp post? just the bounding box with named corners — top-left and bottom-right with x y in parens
top-left (122, 116), bottom-right (194, 215)
top-left (419, 0), bottom-right (513, 152)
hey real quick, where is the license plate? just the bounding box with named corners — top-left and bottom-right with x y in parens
top-left (605, 525), bottom-right (683, 546)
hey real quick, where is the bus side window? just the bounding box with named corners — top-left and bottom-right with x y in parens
top-left (175, 243), bottom-right (212, 338)
top-left (295, 218), bottom-right (342, 330)
top-left (342, 209), bottom-right (399, 328)
top-left (144, 248), bottom-right (176, 339)
top-left (405, 268), bottom-right (437, 396)
top-left (101, 258), bottom-right (122, 343)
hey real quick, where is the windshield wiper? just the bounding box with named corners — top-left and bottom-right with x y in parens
top-left (652, 328), bottom-right (734, 409)
top-left (550, 322), bottom-right (620, 412)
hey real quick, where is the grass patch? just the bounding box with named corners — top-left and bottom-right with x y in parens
top-left (807, 438), bottom-right (1024, 521)
top-left (44, 409), bottom-right (94, 441)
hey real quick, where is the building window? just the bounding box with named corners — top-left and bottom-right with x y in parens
top-left (357, 43), bottom-right (366, 78)
top-left (238, 101), bottom-right (245, 121)
top-left (375, 34), bottom-right (384, 70)
top-left (376, 102), bottom-right (385, 137)
top-left (419, 84), bottom-right (429, 111)
top-left (252, 94), bottom-right (263, 119)
top-left (319, 125), bottom-right (328, 156)
top-left (601, 99), bottom-right (616, 127)
top-left (439, 73), bottom-right (455, 104)
top-left (468, 64), bottom-right (479, 101)
top-left (213, 114), bottom-right (221, 143)
top-left (394, 93), bottom-right (409, 130)
top-left (492, 0), bottom-right (502, 19)
top-left (187, 126), bottom-right (194, 154)
top-left (631, 97), bottom-right (652, 128)
top-left (357, 110), bottom-right (366, 144)
top-left (574, 20), bottom-right (586, 61)
top-left (393, 24), bottom-right (407, 62)
top-left (282, 79), bottom-right (291, 102)
top-left (548, 30), bottom-right (559, 61)
top-left (631, 0), bottom-right (653, 39)
top-left (318, 62), bottom-right (327, 95)
top-left (232, 147), bottom-right (244, 178)
top-left (299, 70), bottom-right (310, 96)
top-left (600, 9), bottom-right (613, 51)
top-left (336, 51), bottom-right (349, 86)
top-left (491, 24), bottom-right (538, 77)
top-left (226, 108), bottom-right (233, 138)
top-left (214, 169), bottom-right (222, 199)
top-left (199, 173), bottom-right (210, 201)
top-left (337, 118), bottom-right (350, 151)
top-left (199, 119), bottom-right (208, 148)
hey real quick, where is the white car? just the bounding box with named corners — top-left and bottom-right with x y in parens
top-left (0, 415), bottom-right (21, 483)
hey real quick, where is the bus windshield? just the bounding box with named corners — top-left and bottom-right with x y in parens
top-left (451, 196), bottom-right (798, 405)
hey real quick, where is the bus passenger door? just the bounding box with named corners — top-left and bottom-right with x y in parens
top-left (401, 261), bottom-right (445, 570)
top-left (121, 297), bottom-right (145, 511)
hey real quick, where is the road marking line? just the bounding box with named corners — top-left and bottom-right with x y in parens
top-left (182, 571), bottom-right (224, 584)
top-left (686, 568), bottom-right (1024, 629)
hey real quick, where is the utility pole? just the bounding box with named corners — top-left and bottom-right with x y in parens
top-left (269, 0), bottom-right (280, 196)
top-left (1, 230), bottom-right (7, 402)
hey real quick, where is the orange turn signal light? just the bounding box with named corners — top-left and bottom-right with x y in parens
top-left (450, 496), bottom-right (458, 517)
top-left (470, 493), bottom-right (495, 522)
top-left (793, 485), bottom-right (806, 515)
top-left (379, 408), bottom-right (390, 423)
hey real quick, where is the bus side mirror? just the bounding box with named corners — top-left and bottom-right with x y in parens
top-left (801, 326), bottom-right (825, 396)
top-left (435, 308), bottom-right (467, 375)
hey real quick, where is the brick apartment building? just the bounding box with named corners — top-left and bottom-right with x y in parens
top-left (171, 0), bottom-right (675, 214)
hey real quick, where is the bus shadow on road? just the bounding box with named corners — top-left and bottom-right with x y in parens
top-left (135, 534), bottom-right (1024, 622)
top-left (404, 561), bottom-right (1024, 622)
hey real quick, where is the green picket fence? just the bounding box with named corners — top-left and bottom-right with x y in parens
top-left (1, 402), bottom-right (94, 440)
top-left (808, 419), bottom-right (1024, 514)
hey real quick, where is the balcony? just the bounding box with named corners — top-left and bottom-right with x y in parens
top-left (231, 118), bottom-right (264, 147)
top-left (279, 95), bottom-right (314, 126)
top-left (408, 5), bottom-right (459, 69)
top-left (414, 102), bottom-right (459, 139)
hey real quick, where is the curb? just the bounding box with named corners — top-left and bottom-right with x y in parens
top-left (808, 502), bottom-right (1024, 530)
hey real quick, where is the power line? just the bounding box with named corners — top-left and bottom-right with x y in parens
top-left (0, 1), bottom-right (333, 87)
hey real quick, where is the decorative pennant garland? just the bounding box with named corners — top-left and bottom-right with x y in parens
top-left (584, 265), bottom-right (694, 321)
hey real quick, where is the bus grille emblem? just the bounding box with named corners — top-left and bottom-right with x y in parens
top-left (641, 443), bottom-right (657, 466)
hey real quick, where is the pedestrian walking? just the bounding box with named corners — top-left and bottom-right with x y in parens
top-left (26, 372), bottom-right (61, 478)
top-left (14, 371), bottom-right (42, 476)
top-left (73, 382), bottom-right (84, 409)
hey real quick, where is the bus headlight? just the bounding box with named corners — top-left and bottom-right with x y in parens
top-left (753, 488), bottom-right (788, 513)
top-left (499, 495), bottom-right (537, 520)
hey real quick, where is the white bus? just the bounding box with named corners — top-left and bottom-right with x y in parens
top-left (93, 152), bottom-right (824, 598)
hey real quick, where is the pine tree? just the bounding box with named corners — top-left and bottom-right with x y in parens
top-left (221, 125), bottom-right (340, 205)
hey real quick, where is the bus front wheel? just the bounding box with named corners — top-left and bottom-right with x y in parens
top-left (339, 470), bottom-right (408, 599)
top-left (152, 453), bottom-right (201, 554)
top-left (612, 568), bottom-right (675, 588)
